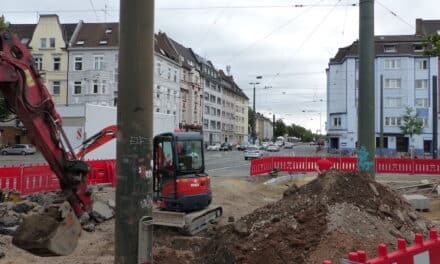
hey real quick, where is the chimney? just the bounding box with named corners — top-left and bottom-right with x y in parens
top-left (226, 65), bottom-right (231, 76)
top-left (415, 18), bottom-right (423, 35)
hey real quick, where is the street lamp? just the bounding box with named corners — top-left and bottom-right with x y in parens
top-left (250, 76), bottom-right (262, 144)
top-left (302, 110), bottom-right (322, 135)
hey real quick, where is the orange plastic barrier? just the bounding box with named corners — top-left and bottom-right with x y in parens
top-left (0, 159), bottom-right (116, 194)
top-left (323, 230), bottom-right (440, 264)
top-left (250, 156), bottom-right (440, 176)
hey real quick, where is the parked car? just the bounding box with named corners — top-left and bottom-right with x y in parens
top-left (1, 144), bottom-right (36, 155)
top-left (207, 144), bottom-right (221, 151)
top-left (284, 142), bottom-right (293, 149)
top-left (244, 145), bottom-right (265, 160)
top-left (219, 143), bottom-right (233, 151)
top-left (266, 144), bottom-right (280, 152)
top-left (237, 143), bottom-right (249, 151)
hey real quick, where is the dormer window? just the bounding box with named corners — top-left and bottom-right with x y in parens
top-left (99, 40), bottom-right (108, 45)
top-left (21, 38), bottom-right (29, 45)
top-left (76, 40), bottom-right (85, 45)
top-left (105, 28), bottom-right (112, 34)
top-left (384, 45), bottom-right (396, 53)
top-left (414, 44), bottom-right (424, 52)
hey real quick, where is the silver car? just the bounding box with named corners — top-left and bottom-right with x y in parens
top-left (244, 145), bottom-right (265, 160)
top-left (1, 144), bottom-right (36, 155)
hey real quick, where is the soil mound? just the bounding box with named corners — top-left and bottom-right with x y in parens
top-left (198, 170), bottom-right (433, 264)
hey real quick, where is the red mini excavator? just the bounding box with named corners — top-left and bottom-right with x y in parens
top-left (0, 30), bottom-right (221, 256)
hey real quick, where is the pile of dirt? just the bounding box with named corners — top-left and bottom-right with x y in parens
top-left (198, 170), bottom-right (434, 264)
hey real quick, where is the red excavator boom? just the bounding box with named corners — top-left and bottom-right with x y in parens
top-left (0, 30), bottom-right (92, 255)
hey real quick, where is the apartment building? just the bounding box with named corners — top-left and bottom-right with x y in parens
top-left (68, 22), bottom-right (119, 106)
top-left (256, 113), bottom-right (273, 142)
top-left (327, 18), bottom-right (440, 156)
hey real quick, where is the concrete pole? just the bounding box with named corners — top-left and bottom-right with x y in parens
top-left (433, 75), bottom-right (438, 158)
top-left (380, 75), bottom-right (384, 157)
top-left (273, 114), bottom-right (275, 142)
top-left (115, 1), bottom-right (154, 264)
top-left (358, 0), bottom-right (375, 176)
top-left (253, 84), bottom-right (256, 144)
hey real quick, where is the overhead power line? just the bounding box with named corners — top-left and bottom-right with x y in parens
top-left (88, 0), bottom-right (100, 21)
top-left (375, 0), bottom-right (414, 30)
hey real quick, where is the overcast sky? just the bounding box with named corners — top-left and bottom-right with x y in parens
top-left (3, 0), bottom-right (439, 133)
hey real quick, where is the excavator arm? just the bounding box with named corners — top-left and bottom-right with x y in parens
top-left (0, 30), bottom-right (92, 255)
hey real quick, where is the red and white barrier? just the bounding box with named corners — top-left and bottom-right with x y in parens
top-left (250, 156), bottom-right (440, 176)
top-left (323, 229), bottom-right (440, 264)
top-left (0, 159), bottom-right (116, 195)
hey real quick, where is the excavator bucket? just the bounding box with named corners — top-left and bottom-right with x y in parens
top-left (12, 202), bottom-right (82, 256)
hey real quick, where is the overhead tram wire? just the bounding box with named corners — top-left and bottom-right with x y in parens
top-left (88, 0), bottom-right (100, 21)
top-left (269, 0), bottom-right (342, 84)
top-left (375, 0), bottom-right (415, 30)
top-left (197, 0), bottom-right (233, 52)
top-left (224, 0), bottom-right (324, 64)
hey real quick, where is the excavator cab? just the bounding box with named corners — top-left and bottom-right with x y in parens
top-left (153, 132), bottom-right (212, 212)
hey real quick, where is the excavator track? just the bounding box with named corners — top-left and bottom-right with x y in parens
top-left (153, 205), bottom-right (222, 235)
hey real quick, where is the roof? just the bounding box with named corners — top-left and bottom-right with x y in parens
top-left (218, 69), bottom-right (249, 100)
top-left (62, 23), bottom-right (78, 43)
top-left (71, 22), bottom-right (119, 47)
top-left (330, 35), bottom-right (431, 64)
top-left (7, 24), bottom-right (36, 46)
top-left (155, 32), bottom-right (180, 63)
top-left (416, 19), bottom-right (440, 36)
top-left (168, 37), bottom-right (197, 69)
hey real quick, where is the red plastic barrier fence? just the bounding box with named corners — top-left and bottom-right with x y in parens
top-left (250, 156), bottom-right (440, 176)
top-left (323, 229), bottom-right (440, 264)
top-left (0, 159), bottom-right (116, 195)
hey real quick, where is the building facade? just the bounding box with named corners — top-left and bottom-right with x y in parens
top-left (27, 15), bottom-right (77, 105)
top-left (168, 36), bottom-right (203, 131)
top-left (327, 19), bottom-right (440, 156)
top-left (256, 113), bottom-right (273, 142)
top-left (68, 22), bottom-right (119, 106)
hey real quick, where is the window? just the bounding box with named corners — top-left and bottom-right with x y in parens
top-left (217, 98), bottom-right (221, 105)
top-left (74, 81), bottom-right (82, 94)
top-left (34, 56), bottom-right (43, 71)
top-left (385, 117), bottom-right (402, 126)
top-left (210, 121), bottom-right (216, 130)
top-left (222, 111), bottom-right (225, 117)
top-left (53, 57), bottom-right (61, 71)
top-left (167, 68), bottom-right (171, 80)
top-left (203, 119), bottom-right (209, 129)
top-left (204, 106), bottom-right (210, 114)
top-left (211, 107), bottom-right (216, 115)
top-left (204, 92), bottom-right (209, 100)
top-left (415, 98), bottom-right (429, 108)
top-left (76, 40), bottom-right (85, 45)
top-left (217, 109), bottom-right (220, 116)
top-left (92, 80), bottom-right (99, 94)
top-left (49, 38), bottom-right (55, 48)
top-left (94, 55), bottom-right (104, 70)
top-left (414, 44), bottom-right (424, 52)
top-left (99, 40), bottom-right (108, 45)
top-left (52, 81), bottom-right (60, 95)
top-left (174, 70), bottom-right (177, 82)
top-left (384, 45), bottom-right (396, 53)
top-left (40, 38), bottom-right (46, 48)
top-left (385, 78), bottom-right (401, 89)
top-left (74, 56), bottom-right (83, 71)
top-left (101, 80), bottom-right (107, 94)
top-left (384, 59), bottom-right (400, 69)
top-left (156, 108), bottom-right (160, 112)
top-left (210, 95), bottom-right (215, 103)
top-left (416, 59), bottom-right (428, 70)
top-left (167, 110), bottom-right (170, 114)
top-left (333, 117), bottom-right (341, 128)
top-left (157, 63), bottom-right (162, 76)
top-left (417, 117), bottom-right (428, 127)
top-left (415, 79), bottom-right (428, 89)
top-left (167, 88), bottom-right (170, 99)
top-left (217, 122), bottom-right (221, 130)
top-left (384, 97), bottom-right (402, 108)
top-left (105, 28), bottom-right (112, 34)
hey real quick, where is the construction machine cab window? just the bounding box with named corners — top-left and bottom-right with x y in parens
top-left (177, 140), bottom-right (203, 171)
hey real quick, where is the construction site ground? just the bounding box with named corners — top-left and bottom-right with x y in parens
top-left (1, 172), bottom-right (440, 264)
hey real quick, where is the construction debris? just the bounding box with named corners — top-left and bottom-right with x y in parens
top-left (403, 194), bottom-right (431, 211)
top-left (197, 170), bottom-right (434, 264)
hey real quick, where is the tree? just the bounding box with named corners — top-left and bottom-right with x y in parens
top-left (0, 15), bottom-right (10, 120)
top-left (248, 107), bottom-right (256, 142)
top-left (274, 119), bottom-right (286, 138)
top-left (424, 34), bottom-right (440, 56)
top-left (399, 107), bottom-right (423, 158)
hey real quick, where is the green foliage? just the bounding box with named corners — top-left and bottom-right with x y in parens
top-left (274, 119), bottom-right (286, 137)
top-left (248, 107), bottom-right (256, 139)
top-left (399, 107), bottom-right (423, 138)
top-left (424, 34), bottom-right (440, 57)
top-left (0, 15), bottom-right (7, 32)
top-left (0, 97), bottom-right (10, 120)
